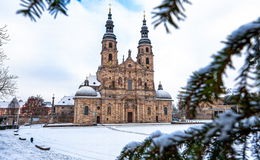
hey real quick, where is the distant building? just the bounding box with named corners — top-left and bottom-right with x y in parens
top-left (0, 101), bottom-right (10, 116)
top-left (195, 99), bottom-right (239, 119)
top-left (73, 9), bottom-right (173, 125)
top-left (0, 98), bottom-right (24, 125)
top-left (0, 98), bottom-right (24, 116)
top-left (54, 96), bottom-right (74, 123)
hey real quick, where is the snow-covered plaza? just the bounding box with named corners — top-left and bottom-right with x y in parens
top-left (0, 123), bottom-right (200, 160)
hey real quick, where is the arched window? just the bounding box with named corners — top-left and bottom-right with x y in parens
top-left (148, 107), bottom-right (151, 115)
top-left (164, 107), bottom-right (168, 115)
top-left (146, 58), bottom-right (149, 64)
top-left (107, 106), bottom-right (111, 115)
top-left (128, 80), bottom-right (132, 90)
top-left (146, 47), bottom-right (149, 52)
top-left (109, 42), bottom-right (113, 48)
top-left (138, 78), bottom-right (142, 86)
top-left (118, 77), bottom-right (122, 86)
top-left (108, 54), bottom-right (113, 61)
top-left (84, 106), bottom-right (89, 115)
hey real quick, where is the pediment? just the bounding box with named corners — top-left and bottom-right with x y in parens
top-left (118, 57), bottom-right (144, 70)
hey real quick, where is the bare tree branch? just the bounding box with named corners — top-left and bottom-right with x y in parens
top-left (0, 25), bottom-right (17, 98)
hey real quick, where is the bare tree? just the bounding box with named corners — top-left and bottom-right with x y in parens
top-left (0, 25), bottom-right (17, 98)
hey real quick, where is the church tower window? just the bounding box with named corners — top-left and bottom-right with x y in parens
top-left (109, 42), bottom-right (113, 48)
top-left (146, 47), bottom-right (149, 52)
top-left (144, 82), bottom-right (148, 89)
top-left (108, 54), bottom-right (113, 61)
top-left (146, 58), bottom-right (149, 64)
top-left (84, 106), bottom-right (89, 115)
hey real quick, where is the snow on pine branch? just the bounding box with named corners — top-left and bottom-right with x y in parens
top-left (229, 17), bottom-right (260, 41)
top-left (118, 110), bottom-right (260, 159)
top-left (206, 110), bottom-right (241, 141)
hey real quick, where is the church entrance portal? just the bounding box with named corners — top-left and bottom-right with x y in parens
top-left (96, 116), bottom-right (100, 124)
top-left (127, 112), bottom-right (133, 123)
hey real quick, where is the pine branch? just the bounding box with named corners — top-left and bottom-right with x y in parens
top-left (17, 0), bottom-right (70, 21)
top-left (118, 111), bottom-right (260, 159)
top-left (152, 0), bottom-right (191, 33)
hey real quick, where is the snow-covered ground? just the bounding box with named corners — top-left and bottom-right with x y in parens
top-left (0, 123), bottom-right (200, 160)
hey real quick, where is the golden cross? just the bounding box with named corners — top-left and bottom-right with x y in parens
top-left (109, 3), bottom-right (111, 12)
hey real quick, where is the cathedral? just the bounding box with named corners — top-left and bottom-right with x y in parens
top-left (73, 9), bottom-right (173, 124)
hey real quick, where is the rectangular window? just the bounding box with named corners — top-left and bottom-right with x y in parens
top-left (84, 106), bottom-right (89, 115)
top-left (128, 80), bottom-right (132, 90)
top-left (164, 107), bottom-right (168, 115)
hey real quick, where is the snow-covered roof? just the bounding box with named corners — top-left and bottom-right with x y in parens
top-left (75, 86), bottom-right (98, 97)
top-left (87, 75), bottom-right (100, 86)
top-left (0, 99), bottom-right (25, 108)
top-left (44, 102), bottom-right (52, 108)
top-left (156, 90), bottom-right (172, 100)
top-left (75, 92), bottom-right (101, 99)
top-left (0, 101), bottom-right (10, 108)
top-left (155, 83), bottom-right (172, 100)
top-left (57, 96), bottom-right (74, 106)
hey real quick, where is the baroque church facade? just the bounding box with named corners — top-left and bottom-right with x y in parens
top-left (74, 9), bottom-right (173, 124)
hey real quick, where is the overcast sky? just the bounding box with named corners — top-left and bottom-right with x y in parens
top-left (0, 0), bottom-right (259, 104)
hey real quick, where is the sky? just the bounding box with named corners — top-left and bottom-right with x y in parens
top-left (0, 0), bottom-right (259, 104)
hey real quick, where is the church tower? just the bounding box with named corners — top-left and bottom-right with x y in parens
top-left (100, 8), bottom-right (118, 66)
top-left (137, 15), bottom-right (154, 71)
top-left (136, 15), bottom-right (155, 90)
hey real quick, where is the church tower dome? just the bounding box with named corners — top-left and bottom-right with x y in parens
top-left (103, 7), bottom-right (116, 41)
top-left (156, 82), bottom-right (172, 99)
top-left (138, 15), bottom-right (151, 45)
top-left (75, 79), bottom-right (97, 97)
